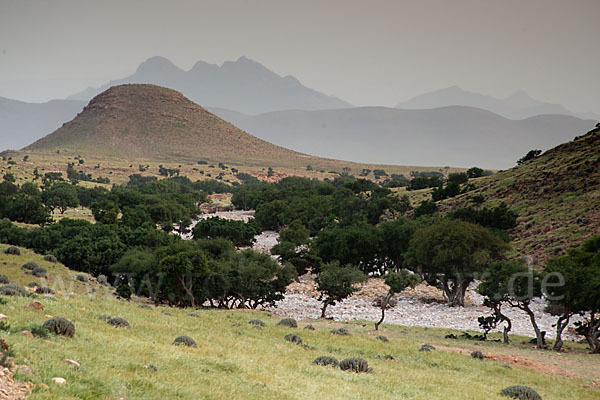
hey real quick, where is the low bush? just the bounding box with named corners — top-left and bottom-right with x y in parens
top-left (43, 255), bottom-right (57, 263)
top-left (304, 324), bottom-right (315, 330)
top-left (330, 328), bottom-right (351, 336)
top-left (173, 335), bottom-right (197, 347)
top-left (0, 284), bottom-right (26, 297)
top-left (187, 312), bottom-right (200, 317)
top-left (248, 319), bottom-right (266, 327)
top-left (21, 262), bottom-right (38, 271)
top-left (32, 266), bottom-right (47, 278)
top-left (0, 276), bottom-right (8, 284)
top-left (97, 274), bottom-right (108, 285)
top-left (419, 344), bottom-right (435, 352)
top-left (277, 318), bottom-right (297, 328)
top-left (471, 350), bottom-right (485, 360)
top-left (5, 246), bottom-right (20, 256)
top-left (35, 286), bottom-right (54, 294)
top-left (284, 333), bottom-right (303, 344)
top-left (138, 304), bottom-right (152, 309)
top-left (500, 385), bottom-right (542, 400)
top-left (376, 335), bottom-right (389, 343)
top-left (107, 317), bottom-right (130, 328)
top-left (339, 358), bottom-right (372, 373)
top-left (43, 317), bottom-right (75, 338)
top-left (312, 356), bottom-right (339, 367)
top-left (75, 274), bottom-right (89, 283)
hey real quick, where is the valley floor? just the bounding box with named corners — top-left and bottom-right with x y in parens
top-left (0, 244), bottom-right (599, 399)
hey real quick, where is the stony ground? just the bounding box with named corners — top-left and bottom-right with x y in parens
top-left (268, 273), bottom-right (583, 340)
top-left (0, 366), bottom-right (31, 400)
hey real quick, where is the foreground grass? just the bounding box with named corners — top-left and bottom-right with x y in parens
top-left (0, 245), bottom-right (598, 399)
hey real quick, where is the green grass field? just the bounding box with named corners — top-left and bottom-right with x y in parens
top-left (1, 244), bottom-right (598, 400)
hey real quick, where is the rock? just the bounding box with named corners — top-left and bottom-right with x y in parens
top-left (20, 330), bottom-right (34, 339)
top-left (0, 314), bottom-right (7, 320)
top-left (27, 301), bottom-right (45, 311)
top-left (52, 377), bottom-right (66, 386)
top-left (44, 314), bottom-right (54, 319)
top-left (64, 359), bottom-right (80, 369)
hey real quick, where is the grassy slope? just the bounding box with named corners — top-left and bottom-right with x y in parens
top-left (1, 244), bottom-right (598, 400)
top-left (440, 127), bottom-right (600, 266)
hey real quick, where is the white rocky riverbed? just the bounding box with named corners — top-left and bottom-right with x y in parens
top-left (267, 275), bottom-right (584, 341)
top-left (181, 210), bottom-right (583, 341)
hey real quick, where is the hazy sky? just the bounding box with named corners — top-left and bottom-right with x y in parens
top-left (1, 0), bottom-right (598, 113)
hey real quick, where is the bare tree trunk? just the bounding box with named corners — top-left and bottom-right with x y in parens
top-left (522, 304), bottom-right (544, 349)
top-left (503, 319), bottom-right (512, 344)
top-left (374, 294), bottom-right (392, 330)
top-left (177, 274), bottom-right (195, 308)
top-left (321, 299), bottom-right (332, 319)
top-left (553, 313), bottom-right (571, 352)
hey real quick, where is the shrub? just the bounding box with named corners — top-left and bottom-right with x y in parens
top-left (0, 284), bottom-right (26, 297)
top-left (248, 319), bottom-right (266, 327)
top-left (32, 266), bottom-right (47, 278)
top-left (330, 328), bottom-right (351, 336)
top-left (5, 246), bottom-right (20, 256)
top-left (376, 335), bottom-right (389, 343)
top-left (284, 333), bottom-right (303, 344)
top-left (97, 275), bottom-right (108, 285)
top-left (26, 282), bottom-right (38, 288)
top-left (98, 315), bottom-right (111, 321)
top-left (312, 356), bottom-right (339, 367)
top-left (173, 335), bottom-right (197, 347)
top-left (0, 276), bottom-right (8, 284)
top-left (35, 286), bottom-right (54, 294)
top-left (138, 304), bottom-right (152, 310)
top-left (187, 312), bottom-right (200, 317)
top-left (419, 344), bottom-right (435, 352)
top-left (277, 318), bottom-right (297, 328)
top-left (339, 358), bottom-right (372, 373)
top-left (500, 385), bottom-right (542, 400)
top-left (21, 262), bottom-right (38, 271)
top-left (304, 324), bottom-right (315, 330)
top-left (43, 255), bottom-right (57, 263)
top-left (75, 274), bottom-right (89, 282)
top-left (43, 317), bottom-right (75, 338)
top-left (107, 317), bottom-right (130, 328)
top-left (471, 350), bottom-right (485, 360)
top-left (28, 324), bottom-right (49, 338)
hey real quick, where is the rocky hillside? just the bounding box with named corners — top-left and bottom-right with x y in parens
top-left (442, 126), bottom-right (600, 266)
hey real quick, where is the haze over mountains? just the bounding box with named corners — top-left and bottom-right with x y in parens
top-left (209, 106), bottom-right (596, 169)
top-left (1, 55), bottom-right (597, 169)
top-left (68, 56), bottom-right (352, 114)
top-left (396, 86), bottom-right (600, 120)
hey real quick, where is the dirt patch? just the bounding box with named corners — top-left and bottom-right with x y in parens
top-left (434, 344), bottom-right (590, 380)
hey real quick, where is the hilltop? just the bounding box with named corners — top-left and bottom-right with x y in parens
top-left (68, 56), bottom-right (352, 114)
top-left (16, 84), bottom-right (453, 181)
top-left (441, 126), bottom-right (600, 266)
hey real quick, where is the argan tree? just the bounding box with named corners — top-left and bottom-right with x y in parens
top-left (315, 262), bottom-right (365, 318)
top-left (375, 270), bottom-right (420, 330)
top-left (406, 220), bottom-right (508, 306)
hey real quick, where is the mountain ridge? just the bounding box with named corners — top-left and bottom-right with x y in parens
top-left (67, 56), bottom-right (352, 114)
top-left (208, 105), bottom-right (596, 169)
top-left (396, 86), bottom-right (599, 120)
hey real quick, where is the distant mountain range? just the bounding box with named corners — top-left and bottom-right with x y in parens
top-left (68, 56), bottom-right (352, 114)
top-left (0, 96), bottom-right (86, 151)
top-left (209, 106), bottom-right (596, 169)
top-left (396, 86), bottom-right (599, 120)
